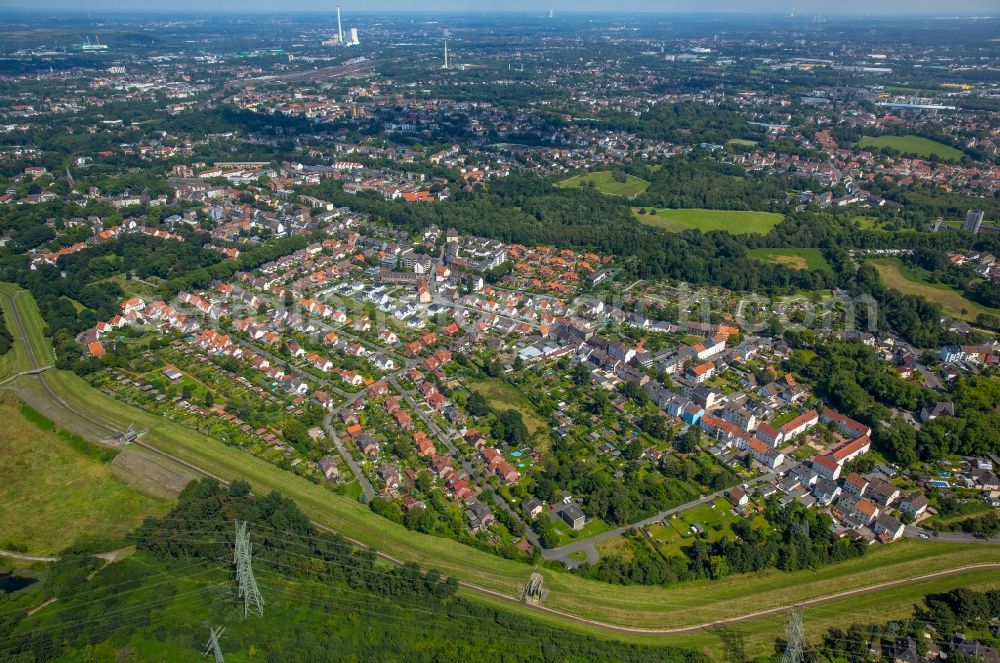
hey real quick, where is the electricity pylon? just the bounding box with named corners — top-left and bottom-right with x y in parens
top-left (522, 571), bottom-right (548, 604)
top-left (234, 521), bottom-right (263, 618)
top-left (782, 606), bottom-right (805, 663)
top-left (204, 626), bottom-right (225, 663)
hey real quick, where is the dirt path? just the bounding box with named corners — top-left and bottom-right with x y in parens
top-left (0, 365), bottom-right (51, 386)
top-left (0, 550), bottom-right (58, 563)
top-left (470, 562), bottom-right (1000, 636)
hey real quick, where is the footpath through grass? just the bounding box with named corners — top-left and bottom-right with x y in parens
top-left (633, 208), bottom-right (783, 234)
top-left (4, 283), bottom-right (1000, 640)
top-left (0, 283), bottom-right (55, 366)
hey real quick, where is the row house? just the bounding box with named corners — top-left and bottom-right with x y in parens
top-left (757, 409), bottom-right (819, 447)
top-left (820, 407), bottom-right (872, 439)
top-left (748, 437), bottom-right (785, 469)
top-left (829, 435), bottom-right (872, 466)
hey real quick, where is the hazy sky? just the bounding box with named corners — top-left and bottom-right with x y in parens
top-left (7, 0), bottom-right (1000, 14)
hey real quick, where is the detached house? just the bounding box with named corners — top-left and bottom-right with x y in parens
top-left (311, 390), bottom-right (334, 410)
top-left (873, 514), bottom-right (905, 541)
top-left (849, 498), bottom-right (880, 525)
top-left (378, 464), bottom-right (401, 493)
top-left (900, 493), bottom-right (929, 517)
top-left (355, 434), bottom-right (379, 457)
top-left (466, 500), bottom-right (495, 532)
top-left (317, 455), bottom-right (340, 482)
top-left (560, 502), bottom-right (586, 531)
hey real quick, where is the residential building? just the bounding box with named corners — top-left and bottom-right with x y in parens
top-left (560, 502), bottom-right (586, 531)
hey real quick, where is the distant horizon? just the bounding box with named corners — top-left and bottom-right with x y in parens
top-left (1, 3), bottom-right (997, 17)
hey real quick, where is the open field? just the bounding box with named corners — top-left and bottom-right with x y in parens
top-left (649, 498), bottom-right (744, 558)
top-left (93, 272), bottom-right (161, 300)
top-left (467, 376), bottom-right (549, 437)
top-left (0, 396), bottom-right (169, 554)
top-left (0, 292), bottom-right (33, 381)
top-left (633, 208), bottom-right (783, 235)
top-left (747, 248), bottom-right (831, 271)
top-left (556, 170), bottom-right (650, 198)
top-left (871, 258), bottom-right (996, 322)
top-left (857, 135), bottom-right (964, 162)
top-left (851, 215), bottom-right (925, 233)
top-left (2, 283), bottom-right (999, 647)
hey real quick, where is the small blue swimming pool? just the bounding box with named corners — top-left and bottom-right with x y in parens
top-left (928, 480), bottom-right (949, 488)
top-left (511, 451), bottom-right (522, 457)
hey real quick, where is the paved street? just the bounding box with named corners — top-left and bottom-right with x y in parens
top-left (903, 525), bottom-right (1000, 544)
top-left (542, 473), bottom-right (777, 565)
top-left (323, 411), bottom-right (375, 501)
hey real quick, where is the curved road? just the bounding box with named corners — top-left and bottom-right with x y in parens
top-left (3, 289), bottom-right (999, 637)
top-left (543, 474), bottom-right (775, 563)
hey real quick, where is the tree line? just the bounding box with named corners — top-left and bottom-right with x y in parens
top-left (0, 477), bottom-right (706, 662)
top-left (574, 499), bottom-right (867, 587)
top-left (815, 587), bottom-right (1000, 663)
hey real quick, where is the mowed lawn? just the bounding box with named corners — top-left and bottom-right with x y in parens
top-left (872, 258), bottom-right (995, 322)
top-left (556, 170), bottom-right (650, 198)
top-left (648, 498), bottom-right (744, 558)
top-left (634, 208), bottom-right (783, 234)
top-left (748, 248), bottom-right (831, 272)
top-left (857, 135), bottom-right (963, 162)
top-left (0, 397), bottom-right (169, 554)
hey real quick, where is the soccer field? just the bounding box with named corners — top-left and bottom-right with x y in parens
top-left (748, 248), bottom-right (831, 271)
top-left (556, 170), bottom-right (650, 198)
top-left (857, 135), bottom-right (963, 161)
top-left (634, 208), bottom-right (783, 234)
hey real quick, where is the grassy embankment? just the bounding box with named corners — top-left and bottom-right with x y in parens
top-left (0, 397), bottom-right (169, 554)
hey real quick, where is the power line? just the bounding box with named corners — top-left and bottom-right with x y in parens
top-left (0, 584), bottom-right (225, 648)
top-left (10, 512), bottom-right (985, 635)
top-left (204, 625), bottom-right (226, 663)
top-left (0, 561), bottom-right (222, 621)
